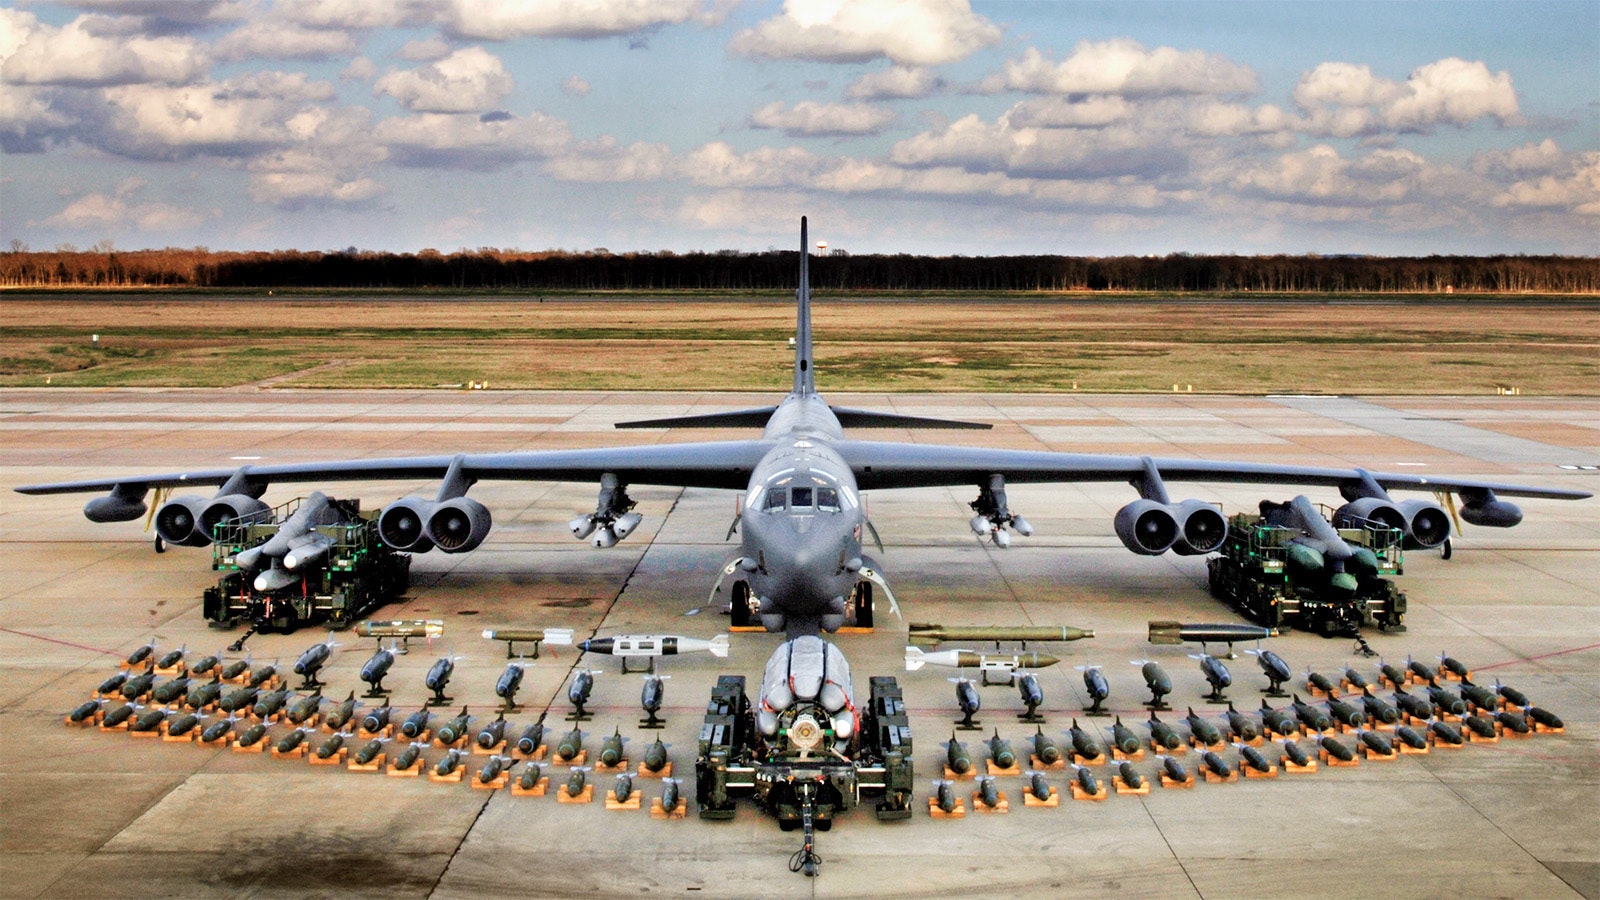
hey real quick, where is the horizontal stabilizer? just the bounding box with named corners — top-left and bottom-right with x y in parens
top-left (615, 407), bottom-right (779, 430)
top-left (829, 406), bottom-right (991, 430)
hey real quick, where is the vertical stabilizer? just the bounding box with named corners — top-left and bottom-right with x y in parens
top-left (794, 217), bottom-right (814, 397)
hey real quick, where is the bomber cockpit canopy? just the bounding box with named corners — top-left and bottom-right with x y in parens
top-left (753, 468), bottom-right (855, 516)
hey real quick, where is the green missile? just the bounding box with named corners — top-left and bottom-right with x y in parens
top-left (908, 623), bottom-right (1093, 647)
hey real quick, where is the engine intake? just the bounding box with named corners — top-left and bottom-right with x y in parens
top-left (378, 498), bottom-right (436, 552)
top-left (1333, 496), bottom-right (1449, 549)
top-left (426, 497), bottom-right (492, 553)
top-left (199, 494), bottom-right (271, 537)
top-left (154, 496), bottom-right (213, 547)
top-left (1114, 499), bottom-right (1180, 555)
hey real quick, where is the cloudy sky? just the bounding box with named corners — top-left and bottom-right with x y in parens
top-left (2, 0), bottom-right (1597, 257)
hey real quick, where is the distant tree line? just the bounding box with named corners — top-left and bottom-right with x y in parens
top-left (1, 246), bottom-right (1595, 293)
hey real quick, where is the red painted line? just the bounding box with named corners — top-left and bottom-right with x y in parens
top-left (1474, 641), bottom-right (1600, 672)
top-left (0, 627), bottom-right (114, 656)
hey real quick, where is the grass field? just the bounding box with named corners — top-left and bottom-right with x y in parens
top-left (2, 293), bottom-right (1596, 394)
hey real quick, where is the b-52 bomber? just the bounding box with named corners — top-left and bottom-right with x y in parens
top-left (14, 218), bottom-right (1589, 639)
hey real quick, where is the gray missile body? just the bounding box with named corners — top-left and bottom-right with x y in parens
top-left (1149, 621), bottom-right (1277, 647)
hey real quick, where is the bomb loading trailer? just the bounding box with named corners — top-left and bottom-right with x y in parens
top-left (202, 496), bottom-right (409, 633)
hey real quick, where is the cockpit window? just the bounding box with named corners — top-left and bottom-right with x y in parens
top-left (816, 487), bottom-right (839, 511)
top-left (790, 487), bottom-right (813, 508)
top-left (763, 489), bottom-right (786, 511)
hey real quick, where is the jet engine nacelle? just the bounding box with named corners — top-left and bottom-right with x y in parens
top-left (1115, 499), bottom-right (1227, 555)
top-left (199, 494), bottom-right (271, 538)
top-left (1333, 497), bottom-right (1450, 549)
top-left (1460, 495), bottom-right (1522, 528)
top-left (378, 498), bottom-right (437, 552)
top-left (426, 497), bottom-right (492, 553)
top-left (153, 496), bottom-right (215, 547)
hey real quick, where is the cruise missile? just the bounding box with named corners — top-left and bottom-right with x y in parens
top-left (907, 623), bottom-right (1094, 647)
top-left (905, 647), bottom-right (1060, 674)
top-left (577, 634), bottom-right (730, 663)
top-left (1149, 621), bottom-right (1277, 653)
top-left (359, 619), bottom-right (445, 641)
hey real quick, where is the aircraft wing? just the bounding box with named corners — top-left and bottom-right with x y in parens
top-left (13, 441), bottom-right (774, 496)
top-left (834, 441), bottom-right (1592, 500)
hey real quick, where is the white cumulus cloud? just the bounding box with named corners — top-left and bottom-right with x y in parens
top-left (997, 41), bottom-right (1257, 97)
top-left (1294, 57), bottom-right (1517, 134)
top-left (441, 0), bottom-right (718, 40)
top-left (375, 109), bottom-right (572, 169)
top-left (1, 12), bottom-right (206, 86)
top-left (213, 21), bottom-right (358, 60)
top-left (41, 178), bottom-right (209, 231)
top-left (847, 65), bottom-right (941, 100)
top-left (750, 100), bottom-right (895, 137)
top-left (374, 47), bottom-right (513, 113)
top-left (731, 0), bottom-right (1001, 66)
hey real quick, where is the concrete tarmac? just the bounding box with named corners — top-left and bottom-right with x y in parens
top-left (2, 389), bottom-right (1597, 899)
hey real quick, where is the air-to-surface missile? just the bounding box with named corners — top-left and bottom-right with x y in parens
top-left (1528, 707), bottom-right (1564, 730)
top-left (186, 676), bottom-right (225, 710)
top-left (120, 667), bottom-right (158, 701)
top-left (905, 647), bottom-right (1061, 675)
top-left (155, 645), bottom-right (186, 670)
top-left (1360, 689), bottom-right (1400, 725)
top-left (360, 647), bottom-right (396, 695)
top-left (1071, 763), bottom-right (1101, 796)
top-left (150, 675), bottom-right (192, 705)
top-left (1439, 653), bottom-right (1470, 681)
top-left (292, 636), bottom-right (338, 689)
top-left (564, 767), bottom-right (589, 798)
top-left (1259, 700), bottom-right (1299, 737)
top-left (1495, 711), bottom-right (1531, 735)
top-left (1429, 719), bottom-right (1465, 746)
top-left (189, 653), bottom-right (222, 677)
top-left (315, 731), bottom-right (350, 759)
top-left (495, 662), bottom-right (527, 711)
top-left (1407, 656), bottom-right (1438, 685)
top-left (1032, 727), bottom-right (1063, 766)
top-left (1342, 665), bottom-right (1370, 693)
top-left (518, 762), bottom-right (544, 792)
top-left (435, 748), bottom-right (465, 777)
top-left (68, 700), bottom-right (102, 723)
top-left (1280, 739), bottom-right (1312, 768)
top-left (1357, 729), bottom-right (1394, 757)
top-left (577, 634), bottom-right (730, 664)
top-left (1133, 659), bottom-right (1172, 710)
top-left (1462, 713), bottom-right (1497, 740)
top-left (1016, 672), bottom-right (1045, 720)
top-left (1379, 660), bottom-right (1407, 689)
top-left (640, 674), bottom-right (668, 728)
top-left (1306, 670), bottom-right (1339, 697)
top-left (1068, 719), bottom-right (1103, 761)
top-left (166, 711), bottom-right (201, 737)
top-left (392, 742), bottom-right (425, 771)
top-left (1459, 681), bottom-right (1498, 711)
top-left (125, 641), bottom-right (156, 667)
top-left (481, 627), bottom-right (575, 657)
top-left (478, 755), bottom-right (512, 785)
top-left (435, 707), bottom-right (472, 745)
top-left (1149, 621), bottom-right (1278, 652)
top-left (1263, 496), bottom-right (1379, 593)
top-left (944, 732), bottom-right (973, 775)
top-left (1427, 684), bottom-right (1467, 717)
top-left (352, 737), bottom-right (386, 765)
top-left (1290, 695), bottom-right (1332, 732)
top-left (1117, 761), bottom-right (1145, 791)
top-left (1247, 648), bottom-right (1292, 696)
top-left (361, 705), bottom-right (393, 734)
top-left (1237, 742), bottom-right (1273, 773)
top-left (555, 726), bottom-right (584, 763)
top-left (1192, 653), bottom-right (1233, 702)
top-left (476, 714), bottom-right (509, 750)
top-left (1394, 724), bottom-right (1428, 750)
top-left (1319, 735), bottom-right (1355, 762)
top-left (1219, 703), bottom-right (1257, 743)
top-left (659, 778), bottom-right (682, 814)
top-left (199, 717), bottom-right (234, 743)
top-left (1393, 688), bottom-right (1433, 720)
top-left (985, 729), bottom-right (1017, 769)
top-left (1184, 708), bottom-right (1223, 747)
top-left (932, 779), bottom-right (959, 814)
top-left (516, 715), bottom-right (547, 755)
top-left (231, 492), bottom-right (338, 576)
top-left (1068, 665), bottom-right (1106, 716)
top-left (1026, 772), bottom-right (1053, 802)
top-left (275, 728), bottom-right (310, 754)
top-left (400, 708), bottom-right (431, 739)
top-left (908, 623), bottom-right (1094, 647)
top-left (96, 671), bottom-right (129, 696)
top-left (252, 687), bottom-right (292, 719)
top-left (599, 728), bottom-right (627, 767)
top-left (220, 658), bottom-right (251, 681)
top-left (1108, 718), bottom-right (1141, 757)
top-left (612, 773), bottom-right (635, 803)
top-left (286, 691), bottom-right (323, 725)
top-left (952, 676), bottom-right (981, 729)
top-left (1326, 697), bottom-right (1367, 729)
top-left (424, 655), bottom-right (457, 705)
top-left (99, 703), bottom-right (138, 729)
top-left (642, 737), bottom-right (670, 773)
top-left (976, 775), bottom-right (1001, 809)
top-left (1158, 755), bottom-right (1190, 784)
top-left (236, 722), bottom-right (269, 748)
top-left (1146, 713), bottom-right (1183, 752)
top-left (323, 692), bottom-right (358, 731)
top-left (357, 619), bottom-right (444, 640)
top-left (1199, 750), bottom-right (1233, 779)
top-left (567, 670), bottom-right (596, 720)
top-left (1496, 681), bottom-right (1531, 709)
top-left (248, 663), bottom-right (279, 689)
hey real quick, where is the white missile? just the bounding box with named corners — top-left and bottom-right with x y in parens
top-left (905, 646), bottom-right (1060, 673)
top-left (578, 634), bottom-right (729, 659)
